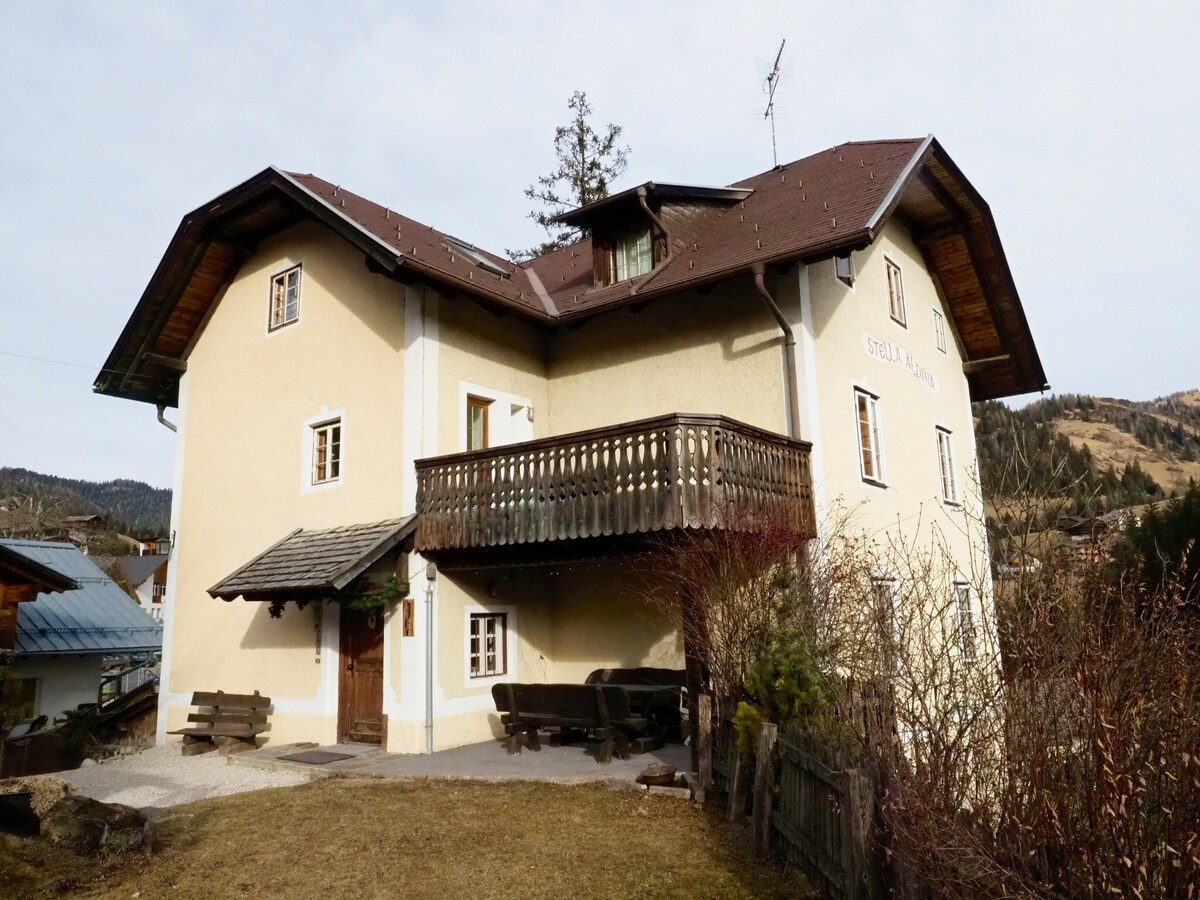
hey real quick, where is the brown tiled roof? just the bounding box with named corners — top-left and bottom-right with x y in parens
top-left (207, 517), bottom-right (416, 601)
top-left (284, 174), bottom-right (549, 318)
top-left (525, 139), bottom-right (923, 315)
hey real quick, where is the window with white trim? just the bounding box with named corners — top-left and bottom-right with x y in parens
top-left (933, 309), bottom-right (947, 353)
top-left (310, 418), bottom-right (342, 485)
top-left (885, 257), bottom-right (906, 326)
top-left (466, 395), bottom-right (491, 451)
top-left (152, 583), bottom-right (167, 599)
top-left (269, 265), bottom-right (302, 330)
top-left (872, 576), bottom-right (900, 648)
top-left (936, 427), bottom-right (959, 505)
top-left (855, 389), bottom-right (884, 485)
top-left (835, 251), bottom-right (855, 287)
top-left (611, 229), bottom-right (652, 283)
top-left (955, 582), bottom-right (977, 664)
top-left (469, 612), bottom-right (507, 678)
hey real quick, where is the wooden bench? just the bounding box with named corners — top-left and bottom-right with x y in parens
top-left (491, 683), bottom-right (646, 764)
top-left (167, 690), bottom-right (271, 755)
top-left (584, 667), bottom-right (687, 688)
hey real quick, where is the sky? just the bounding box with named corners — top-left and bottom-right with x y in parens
top-left (1, 2), bottom-right (1197, 489)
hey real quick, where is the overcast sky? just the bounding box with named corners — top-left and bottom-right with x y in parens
top-left (1, 2), bottom-right (1196, 489)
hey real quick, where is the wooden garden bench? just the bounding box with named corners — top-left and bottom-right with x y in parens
top-left (491, 683), bottom-right (645, 764)
top-left (168, 690), bottom-right (271, 755)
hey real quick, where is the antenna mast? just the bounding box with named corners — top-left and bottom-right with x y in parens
top-left (763, 38), bottom-right (785, 168)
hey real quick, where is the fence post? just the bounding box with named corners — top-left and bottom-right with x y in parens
top-left (727, 746), bottom-right (746, 823)
top-left (697, 693), bottom-right (712, 804)
top-left (751, 722), bottom-right (778, 859)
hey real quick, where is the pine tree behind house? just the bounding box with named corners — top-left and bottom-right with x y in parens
top-left (507, 91), bottom-right (630, 261)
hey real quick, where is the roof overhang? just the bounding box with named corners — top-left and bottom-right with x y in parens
top-left (0, 544), bottom-right (77, 597)
top-left (208, 516), bottom-right (417, 602)
top-left (554, 181), bottom-right (753, 229)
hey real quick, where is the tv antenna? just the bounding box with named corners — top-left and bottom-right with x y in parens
top-left (763, 38), bottom-right (785, 167)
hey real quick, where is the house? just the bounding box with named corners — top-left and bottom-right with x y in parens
top-left (95, 135), bottom-right (1045, 754)
top-left (103, 554), bottom-right (169, 622)
top-left (0, 539), bottom-right (163, 730)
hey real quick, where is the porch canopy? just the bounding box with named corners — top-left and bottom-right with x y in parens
top-left (208, 516), bottom-right (417, 603)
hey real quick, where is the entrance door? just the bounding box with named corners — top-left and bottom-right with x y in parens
top-left (338, 604), bottom-right (385, 743)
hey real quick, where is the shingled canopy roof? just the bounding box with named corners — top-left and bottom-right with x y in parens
top-left (95, 135), bottom-right (1045, 407)
top-left (208, 517), bottom-right (416, 602)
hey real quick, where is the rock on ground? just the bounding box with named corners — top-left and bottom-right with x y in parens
top-left (49, 742), bottom-right (313, 808)
top-left (40, 795), bottom-right (151, 852)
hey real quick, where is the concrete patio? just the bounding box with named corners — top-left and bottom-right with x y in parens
top-left (230, 737), bottom-right (692, 785)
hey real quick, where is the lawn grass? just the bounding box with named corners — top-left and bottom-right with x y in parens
top-left (1, 777), bottom-right (810, 899)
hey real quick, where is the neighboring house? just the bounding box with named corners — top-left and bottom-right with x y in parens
top-left (95, 135), bottom-right (1045, 753)
top-left (0, 541), bottom-right (76, 652)
top-left (0, 539), bottom-right (163, 728)
top-left (105, 555), bottom-right (170, 622)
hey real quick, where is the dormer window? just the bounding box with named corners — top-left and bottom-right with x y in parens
top-left (611, 229), bottom-right (652, 283)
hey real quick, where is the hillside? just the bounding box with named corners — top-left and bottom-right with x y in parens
top-left (975, 389), bottom-right (1200, 524)
top-left (0, 467), bottom-right (171, 537)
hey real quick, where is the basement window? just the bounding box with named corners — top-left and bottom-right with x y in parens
top-left (611, 229), bottom-right (653, 283)
top-left (835, 252), bottom-right (855, 287)
top-left (269, 264), bottom-right (302, 331)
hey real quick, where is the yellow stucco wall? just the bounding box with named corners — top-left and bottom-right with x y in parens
top-left (167, 221), bottom-right (407, 732)
top-left (164, 214), bottom-right (994, 753)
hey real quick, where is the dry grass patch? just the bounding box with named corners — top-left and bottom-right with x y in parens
top-left (2, 777), bottom-right (806, 899)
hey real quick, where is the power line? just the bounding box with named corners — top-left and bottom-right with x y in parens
top-left (0, 349), bottom-right (129, 379)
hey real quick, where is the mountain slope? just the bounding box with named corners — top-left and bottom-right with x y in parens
top-left (0, 467), bottom-right (170, 536)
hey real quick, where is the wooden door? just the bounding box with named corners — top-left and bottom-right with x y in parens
top-left (338, 604), bottom-right (385, 743)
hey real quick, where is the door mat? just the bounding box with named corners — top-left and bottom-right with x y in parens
top-left (277, 750), bottom-right (356, 765)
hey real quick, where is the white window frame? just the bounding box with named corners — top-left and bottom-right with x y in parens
top-left (458, 382), bottom-right (533, 452)
top-left (268, 263), bottom-right (303, 332)
top-left (152, 583), bottom-right (167, 598)
top-left (885, 256), bottom-right (906, 327)
top-left (854, 388), bottom-right (886, 487)
top-left (933, 308), bottom-right (947, 354)
top-left (611, 228), bottom-right (653, 283)
top-left (300, 408), bottom-right (345, 494)
top-left (462, 603), bottom-right (518, 689)
top-left (936, 427), bottom-right (960, 506)
top-left (871, 575), bottom-right (901, 648)
top-left (955, 582), bottom-right (977, 665)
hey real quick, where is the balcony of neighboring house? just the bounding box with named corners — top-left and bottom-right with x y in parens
top-left (414, 413), bottom-right (815, 556)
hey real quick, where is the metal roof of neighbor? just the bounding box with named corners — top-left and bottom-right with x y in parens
top-left (0, 539), bottom-right (163, 655)
top-left (208, 516), bottom-right (417, 601)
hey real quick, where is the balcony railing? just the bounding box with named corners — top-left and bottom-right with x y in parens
top-left (414, 413), bottom-right (814, 552)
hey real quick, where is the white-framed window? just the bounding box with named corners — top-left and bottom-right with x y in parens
top-left (612, 229), bottom-right (652, 283)
top-left (936, 427), bottom-right (959, 505)
top-left (885, 257), bottom-right (906, 327)
top-left (954, 582), bottom-right (977, 664)
top-left (855, 388), bottom-right (885, 485)
top-left (469, 612), bottom-right (507, 678)
top-left (835, 251), bottom-right (855, 287)
top-left (310, 418), bottom-right (342, 485)
top-left (933, 308), bottom-right (947, 353)
top-left (152, 583), bottom-right (167, 598)
top-left (269, 264), bottom-right (302, 331)
top-left (458, 383), bottom-right (533, 452)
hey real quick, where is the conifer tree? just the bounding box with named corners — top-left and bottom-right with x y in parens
top-left (506, 91), bottom-right (630, 261)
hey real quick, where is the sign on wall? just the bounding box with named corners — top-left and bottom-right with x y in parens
top-left (862, 333), bottom-right (939, 393)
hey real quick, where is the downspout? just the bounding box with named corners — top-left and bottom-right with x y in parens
top-left (424, 563), bottom-right (436, 754)
top-left (751, 263), bottom-right (801, 440)
top-left (155, 403), bottom-right (177, 433)
top-left (631, 187), bottom-right (673, 294)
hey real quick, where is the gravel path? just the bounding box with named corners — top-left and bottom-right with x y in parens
top-left (51, 742), bottom-right (314, 809)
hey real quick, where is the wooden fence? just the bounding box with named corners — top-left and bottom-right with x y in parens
top-left (709, 719), bottom-right (888, 899)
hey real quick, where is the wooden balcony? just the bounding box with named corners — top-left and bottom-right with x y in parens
top-left (414, 413), bottom-right (815, 552)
